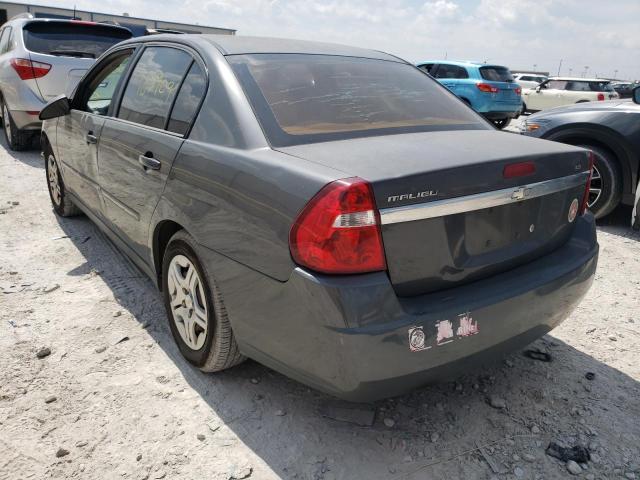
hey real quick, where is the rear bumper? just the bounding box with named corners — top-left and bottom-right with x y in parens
top-left (204, 214), bottom-right (598, 402)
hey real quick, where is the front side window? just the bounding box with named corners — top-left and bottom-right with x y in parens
top-left (229, 54), bottom-right (488, 147)
top-left (82, 50), bottom-right (133, 115)
top-left (23, 21), bottom-right (132, 58)
top-left (545, 80), bottom-right (568, 90)
top-left (118, 46), bottom-right (192, 129)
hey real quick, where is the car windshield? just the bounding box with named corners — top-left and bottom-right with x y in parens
top-left (479, 66), bottom-right (514, 82)
top-left (229, 54), bottom-right (488, 147)
top-left (23, 21), bottom-right (132, 59)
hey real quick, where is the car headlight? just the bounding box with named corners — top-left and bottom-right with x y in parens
top-left (521, 119), bottom-right (549, 134)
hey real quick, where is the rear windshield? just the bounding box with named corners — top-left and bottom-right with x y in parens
top-left (566, 81), bottom-right (614, 92)
top-left (23, 21), bottom-right (132, 59)
top-left (229, 54), bottom-right (489, 147)
top-left (479, 66), bottom-right (514, 82)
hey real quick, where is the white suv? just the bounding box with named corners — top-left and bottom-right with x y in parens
top-left (513, 73), bottom-right (548, 89)
top-left (0, 14), bottom-right (131, 150)
top-left (522, 77), bottom-right (619, 113)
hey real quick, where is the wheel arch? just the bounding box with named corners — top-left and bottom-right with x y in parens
top-left (544, 124), bottom-right (638, 203)
top-left (152, 219), bottom-right (186, 291)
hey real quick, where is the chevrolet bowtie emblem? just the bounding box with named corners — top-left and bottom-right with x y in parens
top-left (511, 187), bottom-right (531, 200)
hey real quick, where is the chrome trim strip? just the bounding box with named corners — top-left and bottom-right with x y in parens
top-left (379, 171), bottom-right (589, 225)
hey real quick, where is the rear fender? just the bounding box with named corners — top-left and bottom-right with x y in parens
top-left (544, 124), bottom-right (638, 203)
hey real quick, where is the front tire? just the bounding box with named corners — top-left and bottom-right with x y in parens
top-left (577, 144), bottom-right (622, 219)
top-left (45, 148), bottom-right (81, 217)
top-left (162, 230), bottom-right (245, 372)
top-left (493, 118), bottom-right (511, 129)
top-left (2, 100), bottom-right (33, 151)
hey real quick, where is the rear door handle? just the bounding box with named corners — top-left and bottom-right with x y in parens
top-left (138, 153), bottom-right (161, 171)
top-left (86, 132), bottom-right (97, 144)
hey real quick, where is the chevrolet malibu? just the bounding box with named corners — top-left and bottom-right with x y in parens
top-left (39, 35), bottom-right (598, 401)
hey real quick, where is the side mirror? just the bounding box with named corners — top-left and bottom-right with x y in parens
top-left (39, 95), bottom-right (70, 120)
top-left (633, 86), bottom-right (640, 105)
top-left (535, 85), bottom-right (542, 92)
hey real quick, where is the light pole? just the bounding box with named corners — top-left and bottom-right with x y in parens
top-left (583, 66), bottom-right (589, 78)
top-left (613, 69), bottom-right (618, 79)
top-left (533, 63), bottom-right (537, 73)
top-left (569, 68), bottom-right (573, 76)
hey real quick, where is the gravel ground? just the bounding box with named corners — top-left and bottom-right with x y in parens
top-left (1, 138), bottom-right (639, 480)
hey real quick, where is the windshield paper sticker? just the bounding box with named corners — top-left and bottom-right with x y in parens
top-left (409, 312), bottom-right (479, 352)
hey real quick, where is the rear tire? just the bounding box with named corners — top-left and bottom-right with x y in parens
top-left (2, 100), bottom-right (34, 151)
top-left (493, 118), bottom-right (511, 129)
top-left (577, 144), bottom-right (622, 219)
top-left (44, 147), bottom-right (82, 217)
top-left (162, 230), bottom-right (245, 372)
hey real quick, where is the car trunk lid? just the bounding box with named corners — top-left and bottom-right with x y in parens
top-left (279, 130), bottom-right (590, 296)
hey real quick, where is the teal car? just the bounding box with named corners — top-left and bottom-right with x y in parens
top-left (417, 60), bottom-right (522, 129)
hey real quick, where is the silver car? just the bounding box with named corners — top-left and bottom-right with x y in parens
top-left (0, 14), bottom-right (131, 150)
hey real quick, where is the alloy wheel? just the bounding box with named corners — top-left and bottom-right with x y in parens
top-left (47, 154), bottom-right (62, 206)
top-left (588, 164), bottom-right (602, 209)
top-left (167, 254), bottom-right (208, 350)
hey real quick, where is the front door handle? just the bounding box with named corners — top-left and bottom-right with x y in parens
top-left (138, 153), bottom-right (161, 171)
top-left (86, 132), bottom-right (97, 144)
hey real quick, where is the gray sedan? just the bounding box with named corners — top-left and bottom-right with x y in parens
top-left (40, 35), bottom-right (598, 401)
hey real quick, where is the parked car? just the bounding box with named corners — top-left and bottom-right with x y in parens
top-left (522, 77), bottom-right (619, 113)
top-left (522, 87), bottom-right (640, 219)
top-left (513, 73), bottom-right (548, 89)
top-left (0, 14), bottom-right (132, 150)
top-left (39, 35), bottom-right (597, 401)
top-left (611, 82), bottom-right (637, 99)
top-left (417, 60), bottom-right (522, 129)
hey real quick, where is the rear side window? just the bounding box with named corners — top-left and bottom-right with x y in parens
top-left (229, 54), bottom-right (488, 147)
top-left (0, 26), bottom-right (10, 53)
top-left (479, 66), bottom-right (514, 82)
top-left (167, 62), bottom-right (206, 135)
top-left (118, 46), bottom-right (193, 129)
top-left (23, 21), bottom-right (132, 58)
top-left (434, 64), bottom-right (468, 79)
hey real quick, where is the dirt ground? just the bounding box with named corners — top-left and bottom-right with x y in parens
top-left (1, 137), bottom-right (639, 480)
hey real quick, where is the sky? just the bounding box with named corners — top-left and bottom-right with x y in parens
top-left (21, 0), bottom-right (640, 80)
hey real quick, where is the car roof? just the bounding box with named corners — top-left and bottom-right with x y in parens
top-left (9, 17), bottom-right (132, 34)
top-left (416, 60), bottom-right (507, 69)
top-left (548, 77), bottom-right (610, 82)
top-left (125, 34), bottom-right (405, 63)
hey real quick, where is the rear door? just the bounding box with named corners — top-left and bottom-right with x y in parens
top-left (97, 44), bottom-right (206, 260)
top-left (433, 64), bottom-right (468, 92)
top-left (56, 48), bottom-right (135, 214)
top-left (22, 21), bottom-right (132, 100)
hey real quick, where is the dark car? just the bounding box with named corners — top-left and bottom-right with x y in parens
top-left (39, 35), bottom-right (597, 401)
top-left (522, 88), bottom-right (640, 220)
top-left (612, 82), bottom-right (637, 99)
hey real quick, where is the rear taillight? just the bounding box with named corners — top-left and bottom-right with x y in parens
top-left (10, 58), bottom-right (51, 80)
top-left (579, 152), bottom-right (594, 215)
top-left (597, 93), bottom-right (605, 101)
top-left (476, 83), bottom-right (498, 93)
top-left (289, 177), bottom-right (387, 274)
top-left (515, 87), bottom-right (522, 95)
